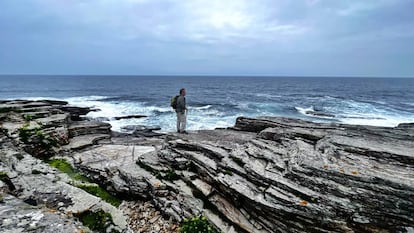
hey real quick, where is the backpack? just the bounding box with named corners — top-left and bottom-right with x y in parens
top-left (170, 95), bottom-right (179, 109)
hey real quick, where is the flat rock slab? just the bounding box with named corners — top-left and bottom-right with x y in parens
top-left (73, 145), bottom-right (155, 171)
top-left (63, 134), bottom-right (110, 151)
top-left (68, 121), bottom-right (111, 137)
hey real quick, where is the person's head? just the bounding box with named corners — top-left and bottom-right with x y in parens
top-left (179, 88), bottom-right (186, 96)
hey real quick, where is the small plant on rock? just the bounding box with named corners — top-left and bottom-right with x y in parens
top-left (75, 210), bottom-right (119, 233)
top-left (179, 216), bottom-right (220, 233)
top-left (18, 124), bottom-right (58, 158)
top-left (0, 107), bottom-right (14, 113)
top-left (223, 169), bottom-right (233, 176)
top-left (23, 114), bottom-right (34, 121)
top-left (47, 159), bottom-right (89, 182)
top-left (76, 184), bottom-right (121, 207)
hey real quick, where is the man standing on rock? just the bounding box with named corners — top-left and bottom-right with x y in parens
top-left (176, 88), bottom-right (188, 134)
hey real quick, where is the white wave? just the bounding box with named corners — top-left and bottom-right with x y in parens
top-left (141, 105), bottom-right (171, 113)
top-left (255, 93), bottom-right (281, 98)
top-left (63, 96), bottom-right (235, 132)
top-left (191, 105), bottom-right (212, 110)
top-left (307, 99), bottom-right (414, 127)
top-left (26, 95), bottom-right (412, 132)
top-left (338, 116), bottom-right (414, 127)
top-left (5, 96), bottom-right (61, 101)
top-left (236, 102), bottom-right (251, 111)
top-left (295, 106), bottom-right (315, 116)
top-left (64, 96), bottom-right (110, 104)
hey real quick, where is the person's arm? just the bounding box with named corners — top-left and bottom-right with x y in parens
top-left (184, 98), bottom-right (187, 112)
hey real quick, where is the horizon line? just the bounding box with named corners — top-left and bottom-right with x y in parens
top-left (0, 74), bottom-right (413, 79)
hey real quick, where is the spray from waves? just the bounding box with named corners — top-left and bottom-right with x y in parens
top-left (63, 96), bottom-right (236, 132)
top-left (295, 98), bottom-right (414, 127)
top-left (255, 93), bottom-right (282, 99)
top-left (295, 106), bottom-right (315, 116)
top-left (193, 105), bottom-right (212, 110)
top-left (14, 95), bottom-right (413, 131)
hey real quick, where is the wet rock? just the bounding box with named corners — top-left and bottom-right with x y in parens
top-left (68, 121), bottom-right (111, 137)
top-left (397, 122), bottom-right (414, 129)
top-left (57, 105), bottom-right (92, 120)
top-left (120, 125), bottom-right (164, 137)
top-left (305, 110), bottom-right (335, 118)
top-left (114, 115), bottom-right (147, 120)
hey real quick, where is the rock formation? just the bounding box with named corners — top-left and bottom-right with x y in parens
top-left (1, 100), bottom-right (413, 233)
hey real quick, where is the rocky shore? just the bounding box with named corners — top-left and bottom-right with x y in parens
top-left (0, 99), bottom-right (413, 233)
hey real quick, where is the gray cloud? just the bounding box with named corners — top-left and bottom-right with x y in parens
top-left (0, 0), bottom-right (413, 76)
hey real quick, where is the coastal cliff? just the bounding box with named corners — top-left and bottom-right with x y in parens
top-left (0, 100), bottom-right (413, 233)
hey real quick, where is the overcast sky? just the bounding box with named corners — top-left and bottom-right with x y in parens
top-left (0, 0), bottom-right (413, 77)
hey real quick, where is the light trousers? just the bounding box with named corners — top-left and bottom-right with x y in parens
top-left (176, 111), bottom-right (186, 132)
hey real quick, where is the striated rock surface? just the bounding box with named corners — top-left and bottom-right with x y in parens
top-left (1, 100), bottom-right (414, 233)
top-left (0, 194), bottom-right (86, 233)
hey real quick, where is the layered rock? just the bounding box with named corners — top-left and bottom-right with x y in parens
top-left (0, 100), bottom-right (130, 232)
top-left (1, 100), bottom-right (413, 233)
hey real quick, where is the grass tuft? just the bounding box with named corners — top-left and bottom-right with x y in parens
top-left (75, 210), bottom-right (119, 233)
top-left (47, 159), bottom-right (89, 182)
top-left (179, 216), bottom-right (221, 233)
top-left (76, 184), bottom-right (121, 207)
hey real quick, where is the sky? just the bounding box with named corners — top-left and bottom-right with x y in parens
top-left (0, 0), bottom-right (413, 77)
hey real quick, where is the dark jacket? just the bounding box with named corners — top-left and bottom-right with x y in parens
top-left (176, 95), bottom-right (186, 113)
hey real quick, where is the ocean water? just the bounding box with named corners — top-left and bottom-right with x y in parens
top-left (1, 75), bottom-right (413, 132)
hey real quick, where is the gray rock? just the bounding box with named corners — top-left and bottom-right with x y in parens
top-left (2, 100), bottom-right (414, 233)
top-left (62, 134), bottom-right (110, 151)
top-left (68, 121), bottom-right (111, 137)
top-left (144, 117), bottom-right (414, 232)
top-left (114, 115), bottom-right (147, 120)
top-left (0, 194), bottom-right (87, 233)
top-left (305, 110), bottom-right (335, 118)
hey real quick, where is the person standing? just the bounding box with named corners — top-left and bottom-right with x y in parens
top-left (176, 88), bottom-right (187, 133)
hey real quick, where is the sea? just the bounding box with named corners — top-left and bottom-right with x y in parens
top-left (1, 75), bottom-right (413, 132)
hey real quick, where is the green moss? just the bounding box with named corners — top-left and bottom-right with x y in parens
top-left (47, 159), bottom-right (89, 182)
top-left (18, 124), bottom-right (58, 157)
top-left (48, 159), bottom-right (121, 207)
top-left (75, 210), bottom-right (118, 233)
top-left (0, 171), bottom-right (8, 181)
top-left (76, 184), bottom-right (121, 207)
top-left (18, 124), bottom-right (32, 143)
top-left (223, 169), bottom-right (233, 176)
top-left (23, 114), bottom-right (34, 121)
top-left (179, 216), bottom-right (221, 233)
top-left (231, 157), bottom-right (245, 167)
top-left (0, 107), bottom-right (14, 113)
